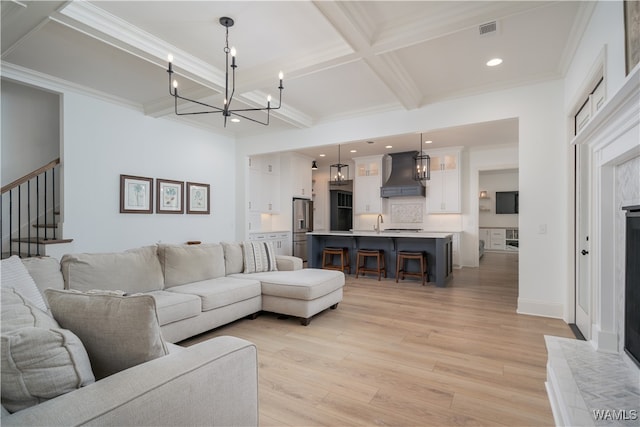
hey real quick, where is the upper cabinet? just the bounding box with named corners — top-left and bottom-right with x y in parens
top-left (282, 153), bottom-right (313, 199)
top-left (426, 148), bottom-right (462, 214)
top-left (354, 155), bottom-right (384, 214)
top-left (247, 154), bottom-right (280, 214)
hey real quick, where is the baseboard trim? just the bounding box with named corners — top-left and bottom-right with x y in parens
top-left (517, 298), bottom-right (564, 318)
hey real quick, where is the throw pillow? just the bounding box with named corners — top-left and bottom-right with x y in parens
top-left (1, 326), bottom-right (95, 413)
top-left (1, 288), bottom-right (59, 334)
top-left (157, 243), bottom-right (225, 288)
top-left (242, 241), bottom-right (278, 273)
top-left (1, 255), bottom-right (48, 312)
top-left (21, 257), bottom-right (65, 307)
top-left (45, 289), bottom-right (169, 380)
top-left (221, 241), bottom-right (244, 275)
top-left (60, 246), bottom-right (164, 293)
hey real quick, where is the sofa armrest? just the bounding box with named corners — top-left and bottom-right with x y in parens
top-left (2, 336), bottom-right (258, 427)
top-left (276, 255), bottom-right (303, 271)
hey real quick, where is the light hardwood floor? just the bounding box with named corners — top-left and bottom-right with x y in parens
top-left (181, 252), bottom-right (575, 426)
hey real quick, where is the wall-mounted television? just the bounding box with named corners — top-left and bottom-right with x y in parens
top-left (496, 191), bottom-right (519, 214)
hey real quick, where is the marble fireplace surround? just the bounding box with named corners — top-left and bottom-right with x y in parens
top-left (545, 70), bottom-right (640, 426)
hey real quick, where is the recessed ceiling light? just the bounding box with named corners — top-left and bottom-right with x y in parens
top-left (350, 149), bottom-right (357, 153)
top-left (230, 118), bottom-right (240, 123)
top-left (319, 154), bottom-right (326, 157)
top-left (385, 145), bottom-right (393, 149)
top-left (486, 58), bottom-right (503, 67)
top-left (425, 140), bottom-right (433, 144)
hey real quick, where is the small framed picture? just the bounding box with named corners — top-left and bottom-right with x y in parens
top-left (120, 175), bottom-right (153, 214)
top-left (157, 179), bottom-right (184, 214)
top-left (186, 182), bottom-right (210, 214)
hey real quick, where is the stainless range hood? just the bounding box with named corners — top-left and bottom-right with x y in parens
top-left (380, 151), bottom-right (426, 198)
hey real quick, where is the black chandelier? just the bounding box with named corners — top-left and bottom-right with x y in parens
top-left (414, 133), bottom-right (431, 181)
top-left (330, 145), bottom-right (349, 185)
top-left (166, 16), bottom-right (283, 127)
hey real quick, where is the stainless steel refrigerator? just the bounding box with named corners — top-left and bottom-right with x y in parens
top-left (292, 198), bottom-right (313, 262)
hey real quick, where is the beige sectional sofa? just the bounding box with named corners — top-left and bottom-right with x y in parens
top-left (1, 241), bottom-right (345, 425)
top-left (59, 242), bottom-right (344, 342)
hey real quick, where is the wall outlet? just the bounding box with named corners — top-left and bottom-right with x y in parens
top-left (538, 224), bottom-right (547, 234)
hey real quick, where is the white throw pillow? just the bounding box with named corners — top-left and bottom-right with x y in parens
top-left (242, 241), bottom-right (278, 273)
top-left (45, 289), bottom-right (169, 380)
top-left (1, 256), bottom-right (48, 312)
top-left (1, 327), bottom-right (95, 413)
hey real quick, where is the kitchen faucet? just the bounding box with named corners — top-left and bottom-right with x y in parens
top-left (374, 214), bottom-right (384, 233)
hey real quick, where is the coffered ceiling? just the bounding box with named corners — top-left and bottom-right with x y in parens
top-left (1, 1), bottom-right (588, 163)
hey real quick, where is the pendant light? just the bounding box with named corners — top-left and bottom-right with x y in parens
top-left (330, 145), bottom-right (349, 185)
top-left (414, 133), bottom-right (431, 181)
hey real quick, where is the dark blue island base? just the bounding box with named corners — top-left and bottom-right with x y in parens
top-left (307, 232), bottom-right (453, 287)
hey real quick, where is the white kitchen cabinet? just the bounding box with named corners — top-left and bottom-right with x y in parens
top-left (489, 228), bottom-right (506, 250)
top-left (426, 148), bottom-right (461, 214)
top-left (479, 228), bottom-right (518, 252)
top-left (248, 231), bottom-right (291, 256)
top-left (354, 155), bottom-right (383, 214)
top-left (247, 154), bottom-right (280, 214)
top-left (281, 153), bottom-right (312, 199)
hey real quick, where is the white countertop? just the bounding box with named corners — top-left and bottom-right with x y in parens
top-left (307, 230), bottom-right (453, 239)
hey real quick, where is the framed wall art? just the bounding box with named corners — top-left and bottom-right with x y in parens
top-left (157, 179), bottom-right (184, 214)
top-left (186, 182), bottom-right (210, 214)
top-left (120, 175), bottom-right (153, 214)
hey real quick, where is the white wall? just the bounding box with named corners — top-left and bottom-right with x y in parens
top-left (479, 169), bottom-right (519, 228)
top-left (60, 91), bottom-right (236, 253)
top-left (1, 80), bottom-right (60, 185)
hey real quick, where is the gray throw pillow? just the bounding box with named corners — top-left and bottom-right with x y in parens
top-left (221, 242), bottom-right (244, 274)
top-left (45, 289), bottom-right (169, 380)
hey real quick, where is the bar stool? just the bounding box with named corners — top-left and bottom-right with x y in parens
top-left (356, 249), bottom-right (386, 281)
top-left (322, 247), bottom-right (350, 273)
top-left (396, 251), bottom-right (428, 286)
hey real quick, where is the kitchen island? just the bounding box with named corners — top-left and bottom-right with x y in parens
top-left (307, 230), bottom-right (453, 287)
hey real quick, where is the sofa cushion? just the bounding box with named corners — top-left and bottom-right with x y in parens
top-left (45, 289), bottom-right (169, 380)
top-left (1, 255), bottom-right (48, 312)
top-left (242, 241), bottom-right (277, 273)
top-left (1, 288), bottom-right (59, 334)
top-left (221, 242), bottom-right (244, 275)
top-left (60, 246), bottom-right (164, 293)
top-left (233, 269), bottom-right (345, 301)
top-left (157, 243), bottom-right (226, 288)
top-left (1, 326), bottom-right (95, 413)
top-left (146, 290), bottom-right (202, 326)
top-left (167, 277), bottom-right (261, 311)
top-left (21, 257), bottom-right (65, 307)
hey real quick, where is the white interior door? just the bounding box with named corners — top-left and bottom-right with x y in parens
top-left (575, 144), bottom-right (591, 339)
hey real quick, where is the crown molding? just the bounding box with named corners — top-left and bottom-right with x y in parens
top-left (1, 61), bottom-right (142, 111)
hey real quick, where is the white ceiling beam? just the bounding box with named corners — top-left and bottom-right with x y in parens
top-left (312, 1), bottom-right (421, 111)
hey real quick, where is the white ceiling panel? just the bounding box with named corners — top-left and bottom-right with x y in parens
top-left (1, 1), bottom-right (590, 149)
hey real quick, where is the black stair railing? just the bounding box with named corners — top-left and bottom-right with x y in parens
top-left (1, 158), bottom-right (61, 258)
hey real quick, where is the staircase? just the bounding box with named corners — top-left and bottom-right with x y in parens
top-left (1, 158), bottom-right (73, 258)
